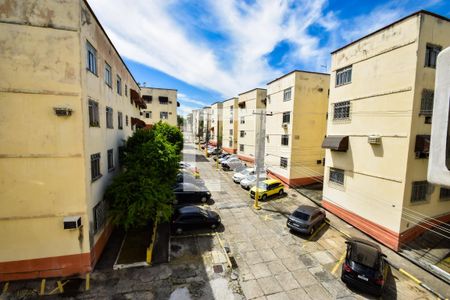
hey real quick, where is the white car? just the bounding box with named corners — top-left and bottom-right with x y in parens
top-left (222, 157), bottom-right (245, 171)
top-left (233, 168), bottom-right (254, 183)
top-left (240, 174), bottom-right (267, 190)
top-left (219, 154), bottom-right (237, 164)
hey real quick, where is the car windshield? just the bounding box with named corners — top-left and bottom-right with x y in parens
top-left (240, 169), bottom-right (251, 175)
top-left (246, 175), bottom-right (256, 181)
top-left (293, 211), bottom-right (310, 221)
top-left (257, 182), bottom-right (267, 189)
top-left (351, 243), bottom-right (379, 268)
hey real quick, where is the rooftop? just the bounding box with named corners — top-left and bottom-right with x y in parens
top-left (266, 70), bottom-right (330, 85)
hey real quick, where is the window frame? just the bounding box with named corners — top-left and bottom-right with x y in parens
top-left (280, 157), bottom-right (288, 169)
top-left (333, 101), bottom-right (351, 120)
top-left (160, 111), bottom-right (169, 120)
top-left (283, 87), bottom-right (292, 102)
top-left (104, 62), bottom-right (112, 87)
top-left (329, 168), bottom-right (344, 185)
top-left (116, 75), bottom-right (122, 95)
top-left (282, 112), bottom-right (291, 124)
top-left (425, 43), bottom-right (442, 68)
top-left (411, 181), bottom-right (429, 203)
top-left (88, 99), bottom-right (100, 127)
top-left (106, 106), bottom-right (113, 129)
top-left (118, 111), bottom-right (123, 130)
top-left (281, 134), bottom-right (289, 146)
top-left (239, 144), bottom-right (244, 152)
top-left (107, 149), bottom-right (114, 172)
top-left (335, 65), bottom-right (352, 87)
top-left (240, 130), bottom-right (245, 138)
top-left (90, 153), bottom-right (102, 182)
top-left (86, 41), bottom-right (97, 75)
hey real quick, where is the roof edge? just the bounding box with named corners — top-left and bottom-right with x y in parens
top-left (266, 70), bottom-right (330, 85)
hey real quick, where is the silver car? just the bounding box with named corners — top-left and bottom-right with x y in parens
top-left (240, 173), bottom-right (267, 189)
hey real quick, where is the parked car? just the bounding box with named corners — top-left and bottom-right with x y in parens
top-left (172, 182), bottom-right (211, 204)
top-left (208, 147), bottom-right (222, 155)
top-left (232, 168), bottom-right (253, 183)
top-left (171, 205), bottom-right (221, 234)
top-left (286, 205), bottom-right (326, 235)
top-left (179, 161), bottom-right (199, 176)
top-left (218, 154), bottom-right (236, 164)
top-left (240, 174), bottom-right (267, 190)
top-left (341, 238), bottom-right (388, 297)
top-left (176, 171), bottom-right (205, 186)
top-left (250, 179), bottom-right (284, 200)
top-left (213, 153), bottom-right (227, 161)
top-left (222, 157), bottom-right (245, 171)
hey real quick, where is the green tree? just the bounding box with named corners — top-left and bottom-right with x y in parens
top-left (105, 124), bottom-right (183, 230)
top-left (177, 115), bottom-right (184, 128)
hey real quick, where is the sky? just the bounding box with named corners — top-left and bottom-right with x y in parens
top-left (88, 0), bottom-right (450, 116)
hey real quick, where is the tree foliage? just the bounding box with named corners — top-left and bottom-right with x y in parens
top-left (105, 123), bottom-right (184, 230)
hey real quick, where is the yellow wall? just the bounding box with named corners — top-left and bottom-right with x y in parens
top-left (140, 87), bottom-right (178, 126)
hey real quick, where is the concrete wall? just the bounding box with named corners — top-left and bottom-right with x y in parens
top-left (140, 87), bottom-right (177, 126)
top-left (210, 102), bottom-right (223, 146)
top-left (222, 98), bottom-right (238, 153)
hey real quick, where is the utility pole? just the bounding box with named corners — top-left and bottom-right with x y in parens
top-left (253, 108), bottom-right (272, 210)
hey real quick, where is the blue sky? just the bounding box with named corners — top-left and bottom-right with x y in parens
top-left (88, 0), bottom-right (450, 115)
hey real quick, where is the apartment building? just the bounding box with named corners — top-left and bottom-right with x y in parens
top-left (140, 87), bottom-right (178, 126)
top-left (202, 106), bottom-right (211, 143)
top-left (322, 11), bottom-right (450, 251)
top-left (265, 71), bottom-right (329, 186)
top-left (0, 0), bottom-right (145, 280)
top-left (209, 102), bottom-right (223, 147)
top-left (236, 88), bottom-right (267, 164)
top-left (222, 98), bottom-right (239, 153)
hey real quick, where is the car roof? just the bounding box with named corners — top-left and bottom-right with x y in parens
top-left (176, 205), bottom-right (203, 214)
top-left (263, 179), bottom-right (281, 185)
top-left (294, 205), bottom-right (320, 214)
top-left (347, 237), bottom-right (382, 252)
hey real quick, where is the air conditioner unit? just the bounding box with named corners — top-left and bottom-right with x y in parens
top-left (368, 135), bottom-right (381, 145)
top-left (53, 107), bottom-right (73, 116)
top-left (282, 123), bottom-right (288, 128)
top-left (63, 216), bottom-right (82, 230)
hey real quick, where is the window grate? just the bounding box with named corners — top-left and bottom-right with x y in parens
top-left (93, 200), bottom-right (106, 234)
top-left (420, 89), bottom-right (434, 116)
top-left (411, 181), bottom-right (428, 202)
top-left (329, 168), bottom-right (344, 185)
top-left (91, 153), bottom-right (101, 181)
top-left (440, 187), bottom-right (450, 200)
top-left (333, 101), bottom-right (350, 120)
top-left (282, 112), bottom-right (291, 124)
top-left (281, 135), bottom-right (289, 146)
top-left (280, 157), bottom-right (288, 169)
top-left (88, 100), bottom-right (99, 127)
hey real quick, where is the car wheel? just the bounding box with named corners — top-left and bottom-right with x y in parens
top-left (176, 228), bottom-right (183, 235)
top-left (201, 196), bottom-right (207, 203)
top-left (278, 189), bottom-right (284, 196)
top-left (261, 194), bottom-right (267, 200)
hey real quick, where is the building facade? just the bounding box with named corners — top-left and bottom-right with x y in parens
top-left (0, 0), bottom-right (145, 281)
top-left (140, 87), bottom-right (178, 126)
top-left (222, 98), bottom-right (239, 153)
top-left (236, 88), bottom-right (267, 164)
top-left (265, 71), bottom-right (329, 186)
top-left (209, 102), bottom-right (223, 147)
top-left (322, 11), bottom-right (450, 251)
top-left (201, 107), bottom-right (211, 143)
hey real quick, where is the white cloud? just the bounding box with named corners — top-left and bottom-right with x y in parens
top-left (178, 93), bottom-right (209, 107)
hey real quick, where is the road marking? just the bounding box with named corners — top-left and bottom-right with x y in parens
top-left (49, 280), bottom-right (69, 295)
top-left (2, 282), bottom-right (8, 294)
top-left (85, 273), bottom-right (90, 291)
top-left (171, 232), bottom-right (215, 239)
top-left (40, 279), bottom-right (46, 295)
top-left (332, 252), bottom-right (346, 275)
top-left (308, 222), bottom-right (327, 241)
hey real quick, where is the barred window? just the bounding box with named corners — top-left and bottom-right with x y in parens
top-left (333, 101), bottom-right (350, 120)
top-left (440, 187), bottom-right (450, 200)
top-left (425, 44), bottom-right (441, 68)
top-left (88, 100), bottom-right (99, 127)
top-left (281, 135), bottom-right (289, 146)
top-left (240, 144), bottom-right (244, 152)
top-left (116, 75), bottom-right (122, 95)
top-left (329, 168), bottom-right (344, 185)
top-left (160, 112), bottom-right (168, 119)
top-left (145, 111), bottom-right (152, 118)
top-left (93, 200), bottom-right (106, 234)
top-left (159, 96), bottom-right (169, 104)
top-left (282, 112), bottom-right (291, 124)
top-left (240, 116), bottom-right (245, 124)
top-left (107, 149), bottom-right (114, 171)
top-left (229, 129), bottom-right (233, 136)
top-left (143, 95), bottom-right (152, 103)
top-left (86, 41), bottom-right (97, 75)
top-left (336, 66), bottom-right (352, 86)
top-left (414, 135), bottom-right (430, 159)
top-left (229, 140), bottom-right (232, 147)
top-left (411, 181), bottom-right (428, 202)
top-left (125, 115), bottom-right (129, 126)
top-left (91, 153), bottom-right (101, 181)
top-left (283, 88), bottom-right (292, 102)
top-left (105, 62), bottom-right (112, 87)
top-left (420, 89), bottom-right (434, 117)
top-left (240, 131), bottom-right (245, 138)
top-left (106, 107), bottom-right (113, 128)
top-left (118, 112), bottom-right (123, 129)
top-left (280, 157), bottom-right (288, 169)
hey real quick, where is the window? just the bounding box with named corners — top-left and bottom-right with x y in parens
top-left (240, 116), bottom-right (245, 124)
top-left (230, 118), bottom-right (233, 124)
top-left (411, 181), bottom-right (428, 203)
top-left (229, 140), bottom-right (232, 147)
top-left (415, 135), bottom-right (430, 159)
top-left (125, 115), bottom-right (129, 126)
top-left (118, 112), bottom-right (123, 129)
top-left (282, 112), bottom-right (291, 124)
top-left (329, 168), bottom-right (344, 185)
top-left (336, 66), bottom-right (352, 86)
top-left (425, 44), bottom-right (441, 68)
top-left (143, 95), bottom-right (152, 103)
top-left (125, 84), bottom-right (128, 96)
top-left (283, 88), bottom-right (292, 101)
top-left (116, 75), bottom-right (122, 95)
top-left (280, 157), bottom-right (288, 169)
top-left (229, 129), bottom-right (233, 136)
top-left (93, 200), bottom-right (106, 234)
top-left (240, 144), bottom-right (244, 152)
top-left (420, 89), bottom-right (434, 117)
top-left (145, 111), bottom-right (152, 119)
top-left (159, 96), bottom-right (169, 104)
top-left (91, 153), bottom-right (101, 181)
top-left (240, 131), bottom-right (245, 138)
top-left (281, 135), bottom-right (289, 146)
top-left (160, 111), bottom-right (168, 119)
top-left (333, 101), bottom-right (350, 120)
top-left (106, 107), bottom-right (113, 128)
top-left (88, 100), bottom-right (99, 127)
top-left (105, 62), bottom-right (112, 87)
top-left (107, 149), bottom-right (114, 171)
top-left (86, 41), bottom-right (97, 74)
top-left (440, 187), bottom-right (450, 200)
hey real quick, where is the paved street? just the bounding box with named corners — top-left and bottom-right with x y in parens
top-left (187, 144), bottom-right (447, 300)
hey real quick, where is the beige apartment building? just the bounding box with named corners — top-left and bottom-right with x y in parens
top-left (202, 106), bottom-right (211, 143)
top-left (192, 109), bottom-right (203, 142)
top-left (0, 0), bottom-right (145, 281)
top-left (209, 102), bottom-right (223, 147)
top-left (140, 87), bottom-right (178, 126)
top-left (222, 98), bottom-right (239, 153)
top-left (265, 71), bottom-right (329, 186)
top-left (322, 11), bottom-right (450, 251)
top-left (236, 88), bottom-right (267, 164)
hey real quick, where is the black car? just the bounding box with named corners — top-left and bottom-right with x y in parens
top-left (172, 205), bottom-right (221, 234)
top-left (341, 238), bottom-right (388, 296)
top-left (286, 205), bottom-right (326, 235)
top-left (176, 171), bottom-right (205, 186)
top-left (214, 153), bottom-right (229, 161)
top-left (172, 182), bottom-right (211, 205)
